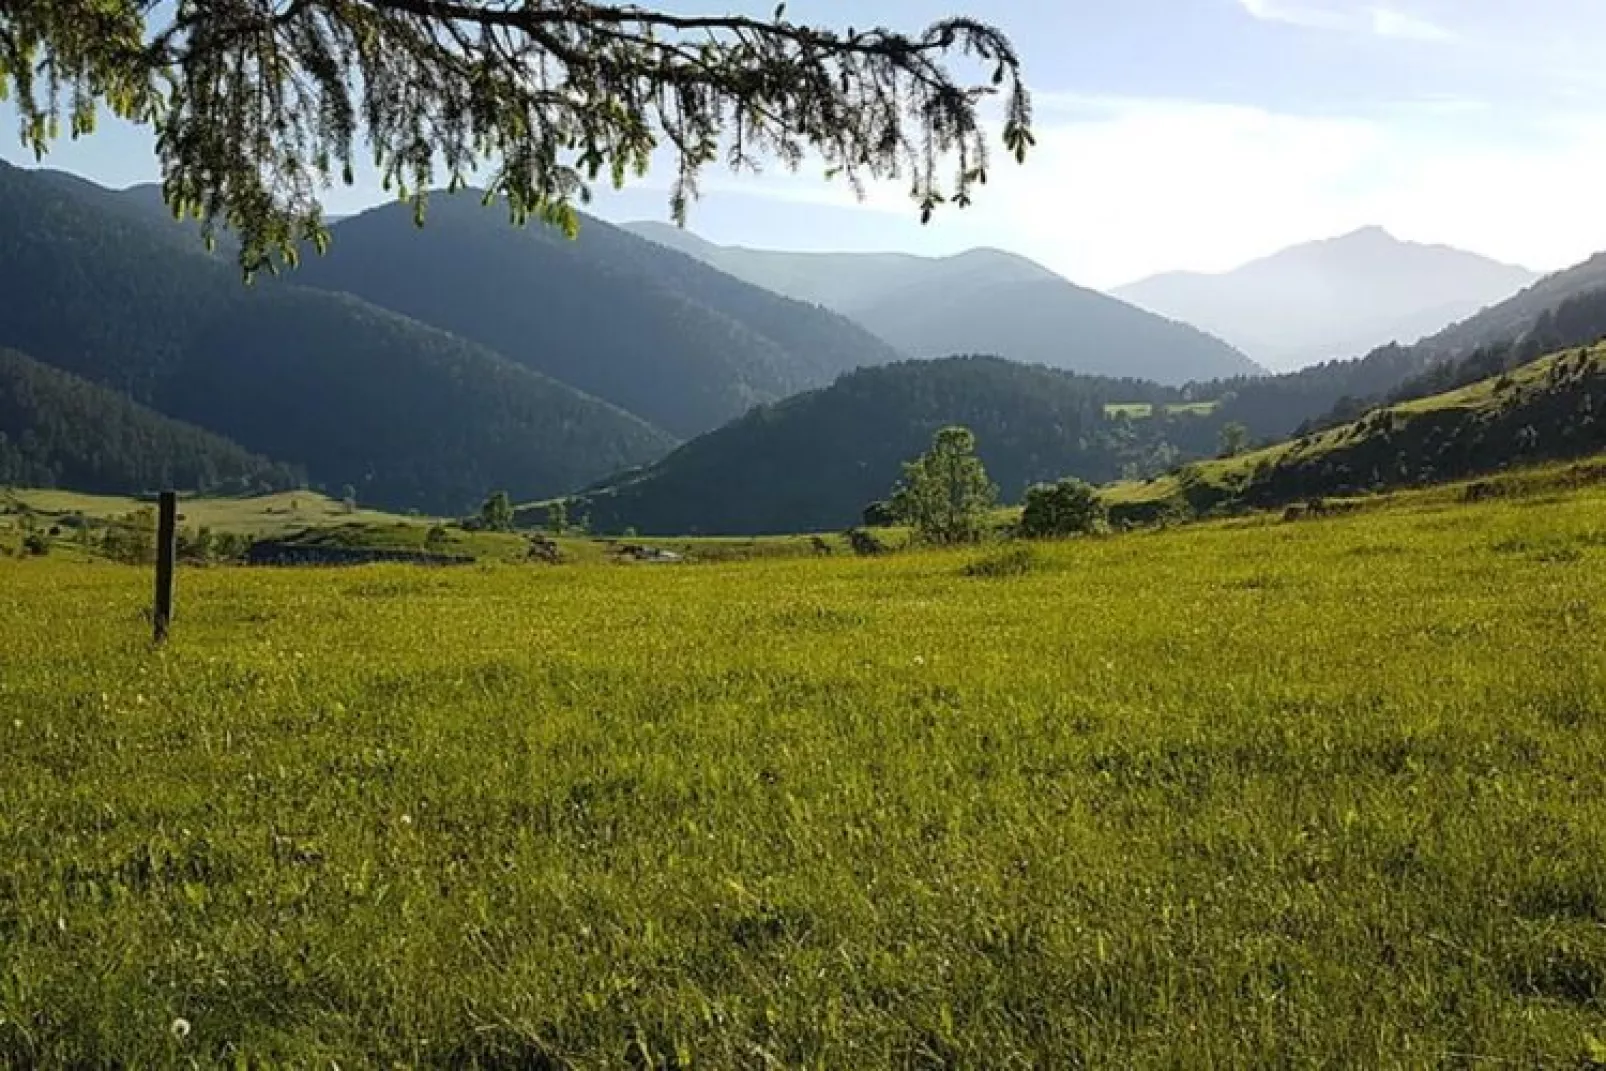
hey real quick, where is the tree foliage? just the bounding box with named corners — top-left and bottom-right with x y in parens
top-left (2, 1), bottom-right (1032, 274)
top-left (1217, 421), bottom-right (1250, 458)
top-left (1019, 477), bottom-right (1106, 539)
top-left (481, 489), bottom-right (514, 531)
top-left (891, 425), bottom-right (997, 545)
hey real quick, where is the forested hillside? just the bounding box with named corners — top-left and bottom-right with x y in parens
top-left (1108, 344), bottom-right (1606, 524)
top-left (0, 348), bottom-right (299, 494)
top-left (565, 357), bottom-right (1217, 535)
top-left (292, 197), bottom-right (902, 437)
top-left (0, 162), bottom-right (672, 511)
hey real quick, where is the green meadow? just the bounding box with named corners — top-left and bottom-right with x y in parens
top-left (1102, 401), bottom-right (1220, 420)
top-left (3, 474), bottom-right (1606, 1066)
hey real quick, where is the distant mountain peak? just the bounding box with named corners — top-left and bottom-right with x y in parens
top-left (618, 222), bottom-right (1261, 383)
top-left (1114, 228), bottom-right (1541, 371)
top-left (1334, 224), bottom-right (1395, 242)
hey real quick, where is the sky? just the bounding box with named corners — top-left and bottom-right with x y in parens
top-left (5, 0), bottom-right (1606, 288)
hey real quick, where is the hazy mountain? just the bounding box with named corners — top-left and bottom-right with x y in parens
top-left (564, 357), bottom-right (1221, 536)
top-left (1420, 251), bottom-right (1606, 359)
top-left (624, 223), bottom-right (1263, 384)
top-left (0, 161), bottom-right (671, 512)
top-left (1203, 244), bottom-right (1606, 441)
top-left (291, 200), bottom-right (903, 438)
top-left (1115, 226), bottom-right (1540, 370)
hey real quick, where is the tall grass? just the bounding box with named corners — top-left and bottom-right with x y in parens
top-left (2, 480), bottom-right (1605, 1066)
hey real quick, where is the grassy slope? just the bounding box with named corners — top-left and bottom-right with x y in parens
top-left (2, 488), bottom-right (861, 565)
top-left (3, 470), bottom-right (1606, 1064)
top-left (1105, 342), bottom-right (1605, 521)
top-left (3, 489), bottom-right (418, 536)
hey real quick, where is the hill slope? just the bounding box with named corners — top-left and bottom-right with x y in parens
top-left (1108, 343), bottom-right (1606, 523)
top-left (0, 347), bottom-right (299, 494)
top-left (291, 199), bottom-right (903, 437)
top-left (624, 225), bottom-right (1262, 384)
top-left (0, 161), bottom-right (672, 511)
top-left (564, 357), bottom-right (1219, 535)
top-left (1116, 227), bottom-right (1538, 370)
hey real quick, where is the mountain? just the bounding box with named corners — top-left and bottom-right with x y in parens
top-left (1205, 245), bottom-right (1606, 443)
top-left (0, 161), bottom-right (671, 512)
top-left (290, 199), bottom-right (903, 438)
top-left (0, 347), bottom-right (299, 494)
top-left (1108, 342), bottom-right (1606, 525)
top-left (623, 224), bottom-right (1263, 384)
top-left (1115, 227), bottom-right (1539, 370)
top-left (1416, 251), bottom-right (1606, 359)
top-left (560, 357), bottom-right (1222, 536)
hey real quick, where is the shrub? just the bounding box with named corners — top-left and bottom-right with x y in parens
top-left (961, 545), bottom-right (1041, 578)
top-left (22, 531), bottom-right (49, 556)
top-left (845, 528), bottom-right (886, 556)
top-left (1019, 478), bottom-right (1106, 539)
top-left (861, 500), bottom-right (897, 527)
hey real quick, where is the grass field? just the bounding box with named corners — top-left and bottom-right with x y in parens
top-left (1, 489), bottom-right (422, 536)
top-left (3, 475), bottom-right (1606, 1065)
top-left (1102, 401), bottom-right (1219, 420)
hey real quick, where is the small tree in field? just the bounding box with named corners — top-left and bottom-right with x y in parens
top-left (890, 426), bottom-right (997, 545)
top-left (1218, 421), bottom-right (1251, 459)
top-left (1019, 478), bottom-right (1106, 538)
top-left (546, 500), bottom-right (569, 536)
top-left (481, 491), bottom-right (515, 532)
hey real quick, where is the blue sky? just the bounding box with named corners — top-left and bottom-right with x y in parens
top-left (6, 0), bottom-right (1606, 286)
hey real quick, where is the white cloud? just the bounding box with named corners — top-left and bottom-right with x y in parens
top-left (1237, 0), bottom-right (1348, 30)
top-left (1238, 0), bottom-right (1454, 42)
top-left (630, 95), bottom-right (1606, 289)
top-left (1369, 6), bottom-right (1454, 41)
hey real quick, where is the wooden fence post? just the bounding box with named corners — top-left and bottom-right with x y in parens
top-left (154, 491), bottom-right (177, 643)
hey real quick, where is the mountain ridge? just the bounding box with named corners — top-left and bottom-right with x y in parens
top-left (560, 356), bottom-right (1222, 536)
top-left (288, 197), bottom-right (905, 438)
top-left (1115, 226), bottom-right (1540, 370)
top-left (0, 160), bottom-right (673, 512)
top-left (622, 222), bottom-right (1263, 384)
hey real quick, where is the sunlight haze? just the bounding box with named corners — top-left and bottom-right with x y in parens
top-left (4, 0), bottom-right (1602, 288)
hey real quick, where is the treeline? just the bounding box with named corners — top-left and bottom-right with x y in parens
top-left (0, 349), bottom-right (299, 494)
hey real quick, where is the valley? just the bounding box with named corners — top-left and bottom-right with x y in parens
top-left (5, 9), bottom-right (1606, 1059)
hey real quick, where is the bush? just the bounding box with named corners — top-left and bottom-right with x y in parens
top-left (1019, 478), bottom-right (1106, 539)
top-left (861, 500), bottom-right (897, 527)
top-left (22, 531), bottom-right (49, 556)
top-left (845, 528), bottom-right (886, 556)
top-left (961, 545), bottom-right (1041, 578)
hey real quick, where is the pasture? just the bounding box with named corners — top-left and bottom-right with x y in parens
top-left (2, 489), bottom-right (420, 537)
top-left (2, 478), bottom-right (1605, 1066)
top-left (1102, 401), bottom-right (1219, 420)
